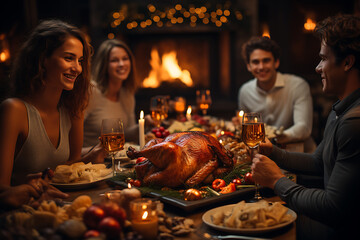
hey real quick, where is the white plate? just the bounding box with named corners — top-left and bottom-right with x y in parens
top-left (50, 173), bottom-right (113, 190)
top-left (202, 203), bottom-right (297, 234)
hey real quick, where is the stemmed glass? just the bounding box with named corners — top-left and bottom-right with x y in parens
top-left (174, 96), bottom-right (186, 120)
top-left (196, 89), bottom-right (212, 115)
top-left (241, 112), bottom-right (265, 201)
top-left (100, 118), bottom-right (125, 176)
top-left (150, 96), bottom-right (169, 127)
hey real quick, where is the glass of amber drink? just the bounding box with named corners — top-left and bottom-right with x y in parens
top-left (150, 96), bottom-right (168, 127)
top-left (100, 118), bottom-right (125, 176)
top-left (241, 112), bottom-right (265, 201)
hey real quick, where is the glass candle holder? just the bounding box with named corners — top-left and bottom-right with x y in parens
top-left (174, 96), bottom-right (186, 120)
top-left (130, 198), bottom-right (158, 240)
top-left (102, 190), bottom-right (123, 205)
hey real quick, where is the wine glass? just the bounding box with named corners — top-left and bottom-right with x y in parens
top-left (196, 89), bottom-right (212, 115)
top-left (100, 118), bottom-right (125, 176)
top-left (150, 96), bottom-right (168, 127)
top-left (173, 96), bottom-right (186, 120)
top-left (241, 112), bottom-right (265, 201)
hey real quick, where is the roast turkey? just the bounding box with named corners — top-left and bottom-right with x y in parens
top-left (126, 131), bottom-right (234, 188)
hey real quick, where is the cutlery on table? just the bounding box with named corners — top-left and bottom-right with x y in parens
top-left (203, 233), bottom-right (271, 240)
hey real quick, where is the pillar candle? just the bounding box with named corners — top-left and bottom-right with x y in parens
top-left (131, 216), bottom-right (158, 240)
top-left (130, 198), bottom-right (158, 240)
top-left (121, 184), bottom-right (141, 215)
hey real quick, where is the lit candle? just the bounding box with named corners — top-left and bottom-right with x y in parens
top-left (186, 105), bottom-right (192, 121)
top-left (238, 110), bottom-right (244, 126)
top-left (139, 110), bottom-right (145, 149)
top-left (121, 183), bottom-right (142, 215)
top-left (130, 198), bottom-right (158, 240)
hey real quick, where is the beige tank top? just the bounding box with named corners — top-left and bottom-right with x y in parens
top-left (11, 101), bottom-right (71, 185)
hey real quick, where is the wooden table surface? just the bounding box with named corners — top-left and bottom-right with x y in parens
top-left (65, 181), bottom-right (296, 240)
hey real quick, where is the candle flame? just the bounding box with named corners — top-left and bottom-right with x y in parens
top-left (140, 110), bottom-right (144, 119)
top-left (0, 50), bottom-right (9, 62)
top-left (254, 117), bottom-right (258, 123)
top-left (186, 106), bottom-right (192, 115)
top-left (128, 183), bottom-right (132, 188)
top-left (142, 211), bottom-right (149, 220)
top-left (238, 110), bottom-right (244, 118)
top-left (304, 18), bottom-right (316, 31)
top-left (262, 24), bottom-right (270, 38)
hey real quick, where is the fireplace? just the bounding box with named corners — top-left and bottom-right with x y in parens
top-left (89, 1), bottom-right (255, 118)
top-left (129, 32), bottom-right (217, 89)
top-left (126, 30), bottom-right (238, 118)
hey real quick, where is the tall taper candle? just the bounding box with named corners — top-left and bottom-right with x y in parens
top-left (139, 110), bottom-right (145, 149)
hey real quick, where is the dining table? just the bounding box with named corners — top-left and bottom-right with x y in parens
top-left (64, 180), bottom-right (297, 240)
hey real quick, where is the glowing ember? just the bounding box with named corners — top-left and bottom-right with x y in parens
top-left (143, 48), bottom-right (193, 88)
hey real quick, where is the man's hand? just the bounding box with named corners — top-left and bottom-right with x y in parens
top-left (259, 137), bottom-right (273, 156)
top-left (251, 154), bottom-right (285, 189)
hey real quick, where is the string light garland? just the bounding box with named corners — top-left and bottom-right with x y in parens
top-left (108, 1), bottom-right (245, 34)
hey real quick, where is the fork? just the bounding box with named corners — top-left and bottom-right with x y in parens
top-left (203, 233), bottom-right (271, 240)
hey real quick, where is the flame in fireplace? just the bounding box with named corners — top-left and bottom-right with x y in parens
top-left (143, 48), bottom-right (193, 88)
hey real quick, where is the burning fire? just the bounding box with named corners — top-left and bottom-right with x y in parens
top-left (143, 48), bottom-right (193, 88)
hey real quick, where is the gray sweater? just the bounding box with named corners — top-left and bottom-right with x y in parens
top-left (272, 88), bottom-right (360, 235)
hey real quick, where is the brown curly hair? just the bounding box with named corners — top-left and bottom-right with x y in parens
top-left (11, 19), bottom-right (92, 118)
top-left (314, 14), bottom-right (360, 70)
top-left (241, 36), bottom-right (281, 64)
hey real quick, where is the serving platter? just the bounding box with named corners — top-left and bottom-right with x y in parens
top-left (202, 203), bottom-right (297, 234)
top-left (109, 179), bottom-right (257, 212)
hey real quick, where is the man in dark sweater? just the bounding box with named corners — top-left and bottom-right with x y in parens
top-left (251, 14), bottom-right (360, 239)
